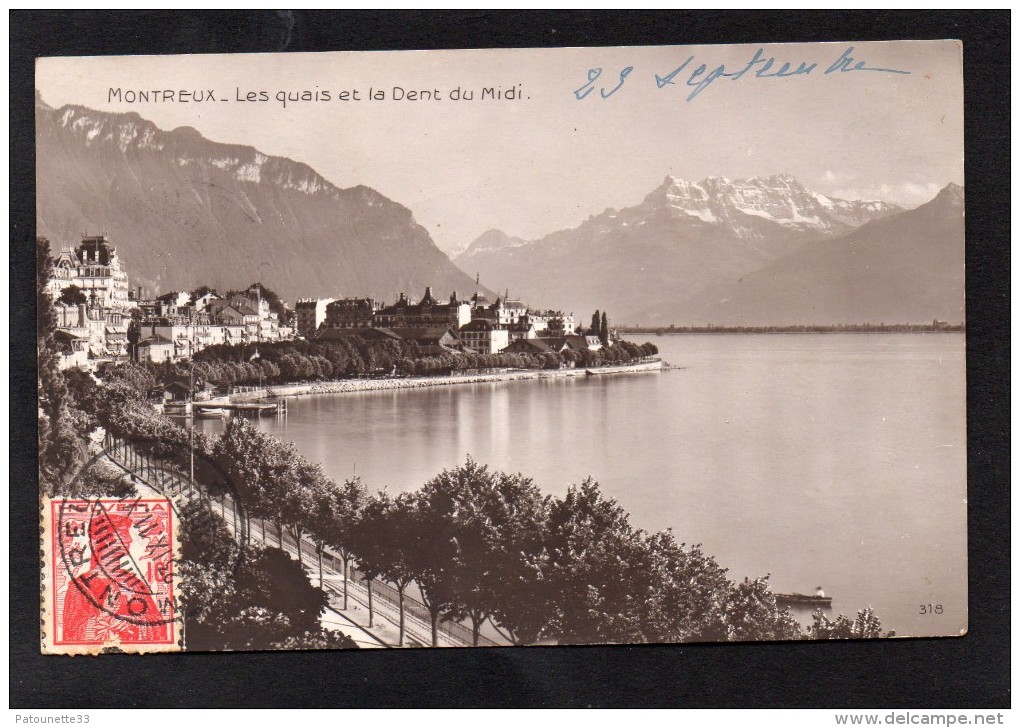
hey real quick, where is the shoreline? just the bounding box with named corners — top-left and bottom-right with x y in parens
top-left (619, 328), bottom-right (965, 336)
top-left (232, 359), bottom-right (663, 400)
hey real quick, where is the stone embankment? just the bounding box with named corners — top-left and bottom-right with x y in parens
top-left (233, 359), bottom-right (663, 400)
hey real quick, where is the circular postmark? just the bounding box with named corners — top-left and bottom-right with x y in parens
top-left (56, 492), bottom-right (178, 630)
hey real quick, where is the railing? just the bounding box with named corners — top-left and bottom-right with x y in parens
top-left (103, 432), bottom-right (249, 544)
top-left (103, 433), bottom-right (500, 647)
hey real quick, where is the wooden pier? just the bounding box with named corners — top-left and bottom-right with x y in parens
top-left (223, 399), bottom-right (287, 417)
top-left (164, 398), bottom-right (288, 418)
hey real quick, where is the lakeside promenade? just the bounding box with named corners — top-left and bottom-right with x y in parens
top-left (229, 359), bottom-right (663, 402)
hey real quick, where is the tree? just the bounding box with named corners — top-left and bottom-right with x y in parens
top-left (543, 478), bottom-right (653, 644)
top-left (590, 310), bottom-right (601, 335)
top-left (411, 469), bottom-right (478, 647)
top-left (57, 284), bottom-right (88, 307)
top-left (37, 237), bottom-right (88, 495)
top-left (316, 477), bottom-right (369, 609)
top-left (282, 461), bottom-right (320, 564)
top-left (62, 368), bottom-right (100, 433)
top-left (639, 530), bottom-right (731, 643)
top-left (191, 285), bottom-right (218, 300)
top-left (180, 544), bottom-right (351, 651)
top-left (98, 362), bottom-right (157, 400)
top-left (214, 417), bottom-right (295, 544)
top-left (600, 312), bottom-right (610, 346)
top-left (66, 459), bottom-right (137, 500)
top-left (724, 576), bottom-right (803, 642)
top-left (236, 548), bottom-right (329, 634)
top-left (351, 492), bottom-right (418, 646)
top-left (442, 461), bottom-right (553, 646)
top-left (179, 498), bottom-right (355, 651)
top-left (261, 445), bottom-right (302, 550)
top-left (808, 606), bottom-right (890, 640)
top-left (852, 606), bottom-right (888, 638)
top-left (180, 498), bottom-right (239, 572)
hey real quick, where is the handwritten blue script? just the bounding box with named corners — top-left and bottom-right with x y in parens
top-left (574, 46), bottom-right (910, 102)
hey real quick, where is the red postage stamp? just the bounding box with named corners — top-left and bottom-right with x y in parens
top-left (41, 497), bottom-right (181, 654)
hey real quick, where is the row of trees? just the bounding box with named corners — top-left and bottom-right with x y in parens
top-left (120, 337), bottom-right (659, 390)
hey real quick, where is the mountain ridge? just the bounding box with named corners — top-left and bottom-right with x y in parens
top-left (670, 181), bottom-right (965, 326)
top-left (453, 173), bottom-right (905, 322)
top-left (36, 101), bottom-right (484, 303)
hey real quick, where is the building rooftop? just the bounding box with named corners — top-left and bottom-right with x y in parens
top-left (389, 327), bottom-right (459, 345)
top-left (505, 338), bottom-right (552, 354)
top-left (461, 319), bottom-right (502, 332)
top-left (138, 334), bottom-right (173, 346)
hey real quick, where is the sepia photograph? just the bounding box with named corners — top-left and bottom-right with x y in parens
top-left (34, 40), bottom-right (967, 656)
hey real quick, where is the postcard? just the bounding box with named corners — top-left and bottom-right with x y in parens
top-left (36, 40), bottom-right (965, 653)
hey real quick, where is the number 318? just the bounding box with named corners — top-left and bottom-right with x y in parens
top-left (920, 604), bottom-right (944, 614)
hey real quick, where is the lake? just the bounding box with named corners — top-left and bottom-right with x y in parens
top-left (196, 333), bottom-right (967, 638)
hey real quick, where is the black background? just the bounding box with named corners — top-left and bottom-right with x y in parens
top-left (10, 10), bottom-right (1009, 708)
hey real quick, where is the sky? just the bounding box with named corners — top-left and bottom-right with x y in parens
top-left (37, 41), bottom-right (963, 254)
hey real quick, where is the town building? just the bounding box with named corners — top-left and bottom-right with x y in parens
top-left (151, 320), bottom-right (199, 360)
top-left (215, 304), bottom-right (260, 340)
top-left (155, 291), bottom-right (192, 314)
top-left (316, 326), bottom-right (461, 358)
top-left (52, 330), bottom-right (90, 370)
top-left (323, 297), bottom-right (380, 330)
top-left (52, 303), bottom-right (130, 360)
top-left (469, 295), bottom-right (532, 327)
top-left (522, 309), bottom-right (576, 335)
top-left (295, 298), bottom-right (335, 338)
top-left (222, 324), bottom-right (246, 346)
top-left (499, 297), bottom-right (528, 324)
top-left (506, 322), bottom-right (538, 343)
top-left (193, 291), bottom-right (221, 313)
top-left (193, 322), bottom-right (228, 350)
top-left (459, 319), bottom-right (510, 355)
top-left (374, 288), bottom-right (471, 330)
top-left (258, 313), bottom-right (283, 342)
top-left (45, 234), bottom-right (305, 368)
top-left (136, 334), bottom-right (175, 363)
top-left (47, 235), bottom-right (132, 309)
top-left (557, 334), bottom-right (603, 352)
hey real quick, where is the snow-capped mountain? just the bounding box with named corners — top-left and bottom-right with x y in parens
top-left (644, 174), bottom-right (898, 237)
top-left (673, 183), bottom-right (965, 326)
top-left (453, 174), bottom-right (900, 324)
top-left (35, 95), bottom-right (481, 302)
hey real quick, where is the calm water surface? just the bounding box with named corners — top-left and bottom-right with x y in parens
top-left (197, 333), bottom-right (967, 637)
